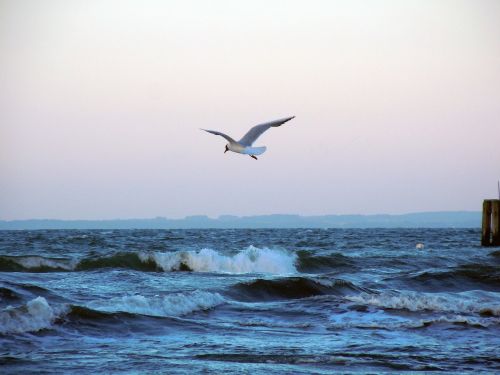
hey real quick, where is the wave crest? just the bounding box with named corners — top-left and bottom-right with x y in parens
top-left (406, 264), bottom-right (500, 291)
top-left (0, 297), bottom-right (65, 334)
top-left (231, 277), bottom-right (362, 301)
top-left (0, 256), bottom-right (76, 272)
top-left (345, 291), bottom-right (500, 316)
top-left (328, 314), bottom-right (497, 330)
top-left (140, 246), bottom-right (297, 274)
top-left (86, 290), bottom-right (225, 317)
top-left (296, 251), bottom-right (355, 273)
top-left (0, 247), bottom-right (297, 274)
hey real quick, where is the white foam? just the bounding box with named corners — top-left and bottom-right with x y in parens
top-left (87, 290), bottom-right (225, 317)
top-left (140, 246), bottom-right (297, 274)
top-left (0, 296), bottom-right (63, 334)
top-left (238, 319), bottom-right (312, 329)
top-left (9, 256), bottom-right (76, 271)
top-left (428, 314), bottom-right (496, 327)
top-left (345, 291), bottom-right (500, 316)
top-left (313, 278), bottom-right (353, 288)
top-left (328, 313), bottom-right (496, 329)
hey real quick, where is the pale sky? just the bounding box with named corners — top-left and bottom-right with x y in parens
top-left (1, 0), bottom-right (499, 220)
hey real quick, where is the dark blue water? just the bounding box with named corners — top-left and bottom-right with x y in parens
top-left (1, 229), bottom-right (499, 373)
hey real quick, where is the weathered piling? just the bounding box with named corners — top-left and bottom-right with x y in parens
top-left (482, 199), bottom-right (500, 246)
top-left (492, 200), bottom-right (500, 246)
top-left (482, 200), bottom-right (492, 246)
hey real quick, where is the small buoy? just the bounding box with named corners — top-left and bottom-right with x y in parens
top-left (416, 243), bottom-right (425, 250)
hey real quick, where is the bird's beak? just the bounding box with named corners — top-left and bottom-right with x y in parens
top-left (224, 146), bottom-right (228, 153)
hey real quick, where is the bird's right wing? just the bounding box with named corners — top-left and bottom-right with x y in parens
top-left (238, 116), bottom-right (295, 146)
top-left (201, 129), bottom-right (236, 144)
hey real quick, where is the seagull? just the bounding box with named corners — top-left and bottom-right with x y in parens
top-left (201, 116), bottom-right (295, 160)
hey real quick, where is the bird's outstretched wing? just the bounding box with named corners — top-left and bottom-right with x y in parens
top-left (238, 116), bottom-right (295, 146)
top-left (201, 129), bottom-right (236, 144)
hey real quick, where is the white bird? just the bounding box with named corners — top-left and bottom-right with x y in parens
top-left (201, 116), bottom-right (295, 160)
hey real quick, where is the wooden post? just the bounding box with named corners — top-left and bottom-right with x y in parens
top-left (482, 200), bottom-right (492, 246)
top-left (492, 200), bottom-right (500, 246)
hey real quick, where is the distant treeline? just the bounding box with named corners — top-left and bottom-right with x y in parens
top-left (0, 212), bottom-right (480, 229)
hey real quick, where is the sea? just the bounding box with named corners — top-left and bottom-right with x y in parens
top-left (0, 228), bottom-right (499, 374)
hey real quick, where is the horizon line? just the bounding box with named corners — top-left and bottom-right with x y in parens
top-left (0, 210), bottom-right (481, 222)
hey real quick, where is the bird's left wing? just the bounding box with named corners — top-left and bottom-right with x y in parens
top-left (201, 129), bottom-right (237, 144)
top-left (238, 116), bottom-right (294, 146)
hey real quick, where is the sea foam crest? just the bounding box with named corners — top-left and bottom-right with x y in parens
top-left (328, 313), bottom-right (497, 329)
top-left (87, 290), bottom-right (225, 317)
top-left (140, 246), bottom-right (297, 274)
top-left (0, 296), bottom-right (61, 334)
top-left (345, 291), bottom-right (500, 316)
top-left (6, 256), bottom-right (76, 271)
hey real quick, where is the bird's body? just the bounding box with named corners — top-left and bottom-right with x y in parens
top-left (201, 116), bottom-right (294, 160)
top-left (227, 143), bottom-right (266, 155)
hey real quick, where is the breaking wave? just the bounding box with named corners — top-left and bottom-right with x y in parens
top-left (345, 291), bottom-right (500, 316)
top-left (0, 291), bottom-right (224, 334)
top-left (139, 246), bottom-right (297, 274)
top-left (0, 297), bottom-right (65, 334)
top-left (85, 290), bottom-right (225, 317)
top-left (0, 256), bottom-right (76, 272)
top-left (0, 247), bottom-right (297, 274)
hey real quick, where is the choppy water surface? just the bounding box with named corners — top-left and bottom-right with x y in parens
top-left (1, 229), bottom-right (499, 373)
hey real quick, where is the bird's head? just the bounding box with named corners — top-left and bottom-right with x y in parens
top-left (224, 144), bottom-right (229, 153)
